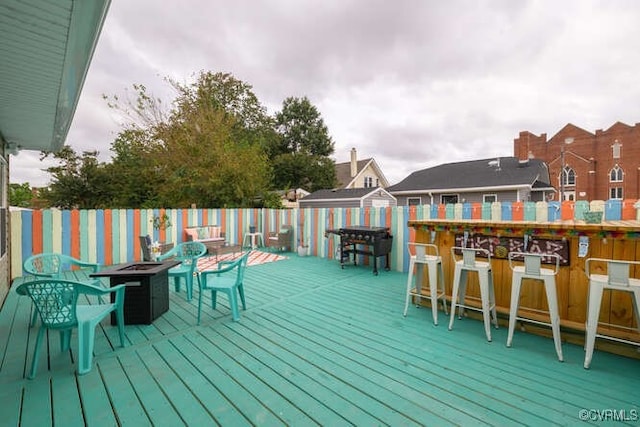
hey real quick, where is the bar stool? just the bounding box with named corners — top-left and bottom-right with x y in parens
top-left (506, 252), bottom-right (563, 361)
top-left (403, 243), bottom-right (448, 325)
top-left (584, 258), bottom-right (640, 369)
top-left (448, 247), bottom-right (498, 341)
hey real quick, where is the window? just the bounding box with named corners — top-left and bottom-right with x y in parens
top-left (612, 140), bottom-right (621, 159)
top-left (364, 176), bottom-right (373, 188)
top-left (407, 197), bottom-right (421, 206)
top-left (483, 194), bottom-right (497, 203)
top-left (441, 194), bottom-right (458, 204)
top-left (560, 166), bottom-right (575, 186)
top-left (610, 187), bottom-right (623, 199)
top-left (610, 165), bottom-right (623, 182)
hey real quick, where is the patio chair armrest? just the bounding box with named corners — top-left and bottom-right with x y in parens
top-left (59, 254), bottom-right (99, 270)
top-left (78, 282), bottom-right (126, 305)
top-left (200, 260), bottom-right (241, 278)
top-left (72, 259), bottom-right (101, 272)
top-left (156, 250), bottom-right (176, 261)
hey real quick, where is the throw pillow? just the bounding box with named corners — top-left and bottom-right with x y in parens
top-left (197, 228), bottom-right (208, 240)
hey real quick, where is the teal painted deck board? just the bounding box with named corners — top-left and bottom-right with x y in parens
top-left (50, 375), bottom-right (85, 426)
top-left (2, 253), bottom-right (639, 425)
top-left (20, 378), bottom-right (52, 426)
top-left (76, 370), bottom-right (120, 426)
top-left (255, 307), bottom-right (493, 425)
top-left (117, 347), bottom-right (206, 426)
top-left (179, 330), bottom-right (289, 426)
top-left (218, 320), bottom-right (387, 424)
top-left (277, 294), bottom-right (570, 424)
top-left (0, 382), bottom-right (24, 427)
top-left (154, 338), bottom-right (250, 426)
top-left (232, 314), bottom-right (453, 426)
top-left (211, 323), bottom-right (363, 427)
top-left (0, 290), bottom-right (31, 383)
top-left (97, 356), bottom-right (153, 425)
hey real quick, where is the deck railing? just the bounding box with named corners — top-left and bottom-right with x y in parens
top-left (9, 199), bottom-right (640, 279)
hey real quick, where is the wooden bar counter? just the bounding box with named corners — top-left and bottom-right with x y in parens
top-left (408, 218), bottom-right (640, 358)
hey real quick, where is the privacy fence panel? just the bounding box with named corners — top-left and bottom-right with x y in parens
top-left (9, 200), bottom-right (628, 279)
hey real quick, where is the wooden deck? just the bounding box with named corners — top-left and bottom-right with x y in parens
top-left (1, 253), bottom-right (639, 426)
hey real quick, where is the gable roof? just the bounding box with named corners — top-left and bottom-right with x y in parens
top-left (300, 187), bottom-right (395, 202)
top-left (387, 157), bottom-right (551, 194)
top-left (335, 158), bottom-right (390, 188)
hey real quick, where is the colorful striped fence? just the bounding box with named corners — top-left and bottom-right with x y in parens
top-left (9, 200), bottom-right (640, 279)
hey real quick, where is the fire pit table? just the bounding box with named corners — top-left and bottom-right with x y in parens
top-left (91, 261), bottom-right (180, 325)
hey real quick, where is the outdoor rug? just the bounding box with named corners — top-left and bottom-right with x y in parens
top-left (197, 250), bottom-right (287, 271)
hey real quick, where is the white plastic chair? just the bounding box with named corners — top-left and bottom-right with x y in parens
top-left (448, 247), bottom-right (498, 341)
top-left (507, 252), bottom-right (563, 361)
top-left (584, 258), bottom-right (640, 369)
top-left (403, 243), bottom-right (448, 325)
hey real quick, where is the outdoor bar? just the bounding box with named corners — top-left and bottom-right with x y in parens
top-left (408, 218), bottom-right (640, 358)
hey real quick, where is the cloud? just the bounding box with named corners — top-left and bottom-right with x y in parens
top-left (11, 0), bottom-right (640, 188)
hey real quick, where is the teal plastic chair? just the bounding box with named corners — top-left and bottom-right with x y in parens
top-left (157, 241), bottom-right (207, 301)
top-left (15, 279), bottom-right (126, 378)
top-left (198, 251), bottom-right (250, 324)
top-left (23, 253), bottom-right (103, 326)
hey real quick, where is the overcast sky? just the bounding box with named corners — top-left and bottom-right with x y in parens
top-left (10, 0), bottom-right (640, 187)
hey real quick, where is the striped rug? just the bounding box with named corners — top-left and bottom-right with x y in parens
top-left (197, 250), bottom-right (287, 271)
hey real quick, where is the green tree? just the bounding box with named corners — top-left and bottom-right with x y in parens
top-left (9, 182), bottom-right (33, 207)
top-left (42, 146), bottom-right (114, 209)
top-left (271, 96), bottom-right (336, 192)
top-left (105, 128), bottom-right (164, 208)
top-left (105, 71), bottom-right (275, 208)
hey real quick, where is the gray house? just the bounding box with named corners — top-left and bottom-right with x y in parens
top-left (387, 157), bottom-right (555, 206)
top-left (299, 187), bottom-right (397, 209)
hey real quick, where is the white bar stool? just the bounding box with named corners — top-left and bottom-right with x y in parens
top-left (507, 252), bottom-right (563, 361)
top-left (584, 258), bottom-right (640, 369)
top-left (448, 247), bottom-right (498, 341)
top-left (403, 243), bottom-right (448, 325)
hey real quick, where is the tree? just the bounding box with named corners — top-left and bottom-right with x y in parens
top-left (41, 146), bottom-right (114, 209)
top-left (9, 183), bottom-right (33, 207)
top-left (105, 71), bottom-right (275, 208)
top-left (105, 128), bottom-right (164, 208)
top-left (270, 96), bottom-right (337, 192)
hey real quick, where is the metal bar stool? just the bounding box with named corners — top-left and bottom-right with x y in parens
top-left (403, 243), bottom-right (448, 325)
top-left (448, 247), bottom-right (498, 341)
top-left (507, 252), bottom-right (563, 361)
top-left (584, 258), bottom-right (640, 369)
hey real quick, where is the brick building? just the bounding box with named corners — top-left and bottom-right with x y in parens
top-left (514, 121), bottom-right (640, 201)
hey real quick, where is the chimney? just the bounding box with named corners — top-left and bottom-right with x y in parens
top-left (350, 147), bottom-right (357, 178)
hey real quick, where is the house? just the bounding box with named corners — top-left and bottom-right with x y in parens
top-left (0, 1), bottom-right (110, 306)
top-left (335, 147), bottom-right (390, 189)
top-left (299, 187), bottom-right (397, 209)
top-left (387, 157), bottom-right (554, 206)
top-left (514, 121), bottom-right (640, 201)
